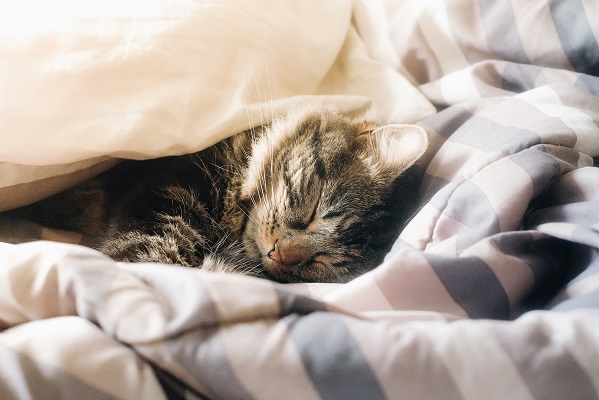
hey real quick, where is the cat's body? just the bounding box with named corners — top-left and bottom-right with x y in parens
top-left (8, 104), bottom-right (428, 283)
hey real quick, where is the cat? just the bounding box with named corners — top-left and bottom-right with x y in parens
top-left (7, 103), bottom-right (428, 283)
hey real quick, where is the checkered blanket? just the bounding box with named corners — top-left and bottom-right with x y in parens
top-left (1, 1), bottom-right (598, 399)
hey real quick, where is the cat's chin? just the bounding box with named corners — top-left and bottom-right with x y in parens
top-left (261, 258), bottom-right (308, 283)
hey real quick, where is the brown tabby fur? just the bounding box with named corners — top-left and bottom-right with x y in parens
top-left (7, 104), bottom-right (427, 283)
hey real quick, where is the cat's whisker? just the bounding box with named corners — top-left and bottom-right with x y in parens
top-left (264, 66), bottom-right (276, 208)
top-left (249, 74), bottom-right (264, 129)
top-left (246, 74), bottom-right (272, 209)
top-left (241, 70), bottom-right (256, 138)
top-left (239, 193), bottom-right (266, 232)
top-left (403, 206), bottom-right (424, 228)
top-left (266, 127), bottom-right (275, 203)
top-left (210, 163), bottom-right (234, 176)
top-left (241, 71), bottom-right (273, 214)
top-left (264, 61), bottom-right (275, 127)
top-left (192, 155), bottom-right (219, 190)
top-left (252, 156), bottom-right (270, 210)
top-left (237, 204), bottom-right (252, 220)
top-left (238, 200), bottom-right (260, 225)
top-left (252, 69), bottom-right (277, 206)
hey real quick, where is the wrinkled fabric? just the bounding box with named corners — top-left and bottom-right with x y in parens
top-left (1, 0), bottom-right (599, 399)
top-left (0, 0), bottom-right (433, 210)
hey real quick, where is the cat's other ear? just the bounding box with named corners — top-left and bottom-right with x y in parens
top-left (356, 124), bottom-right (428, 177)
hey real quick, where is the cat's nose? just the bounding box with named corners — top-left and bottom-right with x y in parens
top-left (267, 240), bottom-right (309, 267)
top-left (268, 242), bottom-right (282, 263)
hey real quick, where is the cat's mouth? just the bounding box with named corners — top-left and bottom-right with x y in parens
top-left (261, 254), bottom-right (348, 283)
top-left (262, 256), bottom-right (308, 283)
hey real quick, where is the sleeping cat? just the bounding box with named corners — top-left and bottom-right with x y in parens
top-left (10, 104), bottom-right (428, 283)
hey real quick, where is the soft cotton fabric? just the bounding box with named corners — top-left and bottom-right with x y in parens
top-left (1, 0), bottom-right (599, 399)
top-left (0, 0), bottom-right (434, 210)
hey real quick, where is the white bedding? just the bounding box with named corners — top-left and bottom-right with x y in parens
top-left (2, 1), bottom-right (599, 399)
top-left (0, 0), bottom-right (434, 210)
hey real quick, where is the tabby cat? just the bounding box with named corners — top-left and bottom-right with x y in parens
top-left (11, 104), bottom-right (428, 283)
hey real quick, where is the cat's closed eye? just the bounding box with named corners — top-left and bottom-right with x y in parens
top-left (290, 196), bottom-right (319, 230)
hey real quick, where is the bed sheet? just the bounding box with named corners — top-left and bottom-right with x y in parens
top-left (1, 0), bottom-right (599, 399)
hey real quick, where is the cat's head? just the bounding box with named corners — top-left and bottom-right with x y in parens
top-left (239, 104), bottom-right (427, 283)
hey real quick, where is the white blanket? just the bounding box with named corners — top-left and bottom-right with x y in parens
top-left (0, 0), bottom-right (434, 210)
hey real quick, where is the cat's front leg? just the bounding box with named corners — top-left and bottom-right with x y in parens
top-left (99, 213), bottom-right (207, 267)
top-left (99, 216), bottom-right (265, 278)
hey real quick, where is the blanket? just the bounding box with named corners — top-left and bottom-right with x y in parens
top-left (1, 0), bottom-right (599, 399)
top-left (0, 0), bottom-right (433, 211)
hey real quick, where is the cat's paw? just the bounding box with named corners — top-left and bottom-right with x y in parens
top-left (200, 242), bottom-right (264, 278)
top-left (100, 214), bottom-right (207, 267)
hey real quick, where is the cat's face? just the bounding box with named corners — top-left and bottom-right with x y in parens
top-left (239, 105), bottom-right (427, 283)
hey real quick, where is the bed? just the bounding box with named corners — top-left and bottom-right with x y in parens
top-left (1, 0), bottom-right (598, 399)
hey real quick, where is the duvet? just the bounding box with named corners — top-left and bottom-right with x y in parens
top-left (1, 0), bottom-right (598, 399)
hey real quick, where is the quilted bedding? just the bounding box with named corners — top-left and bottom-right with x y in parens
top-left (1, 0), bottom-right (599, 399)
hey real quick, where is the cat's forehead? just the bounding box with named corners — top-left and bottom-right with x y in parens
top-left (241, 106), bottom-right (358, 197)
top-left (270, 105), bottom-right (355, 146)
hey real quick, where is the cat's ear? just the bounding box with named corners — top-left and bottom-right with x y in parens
top-left (356, 124), bottom-right (428, 177)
